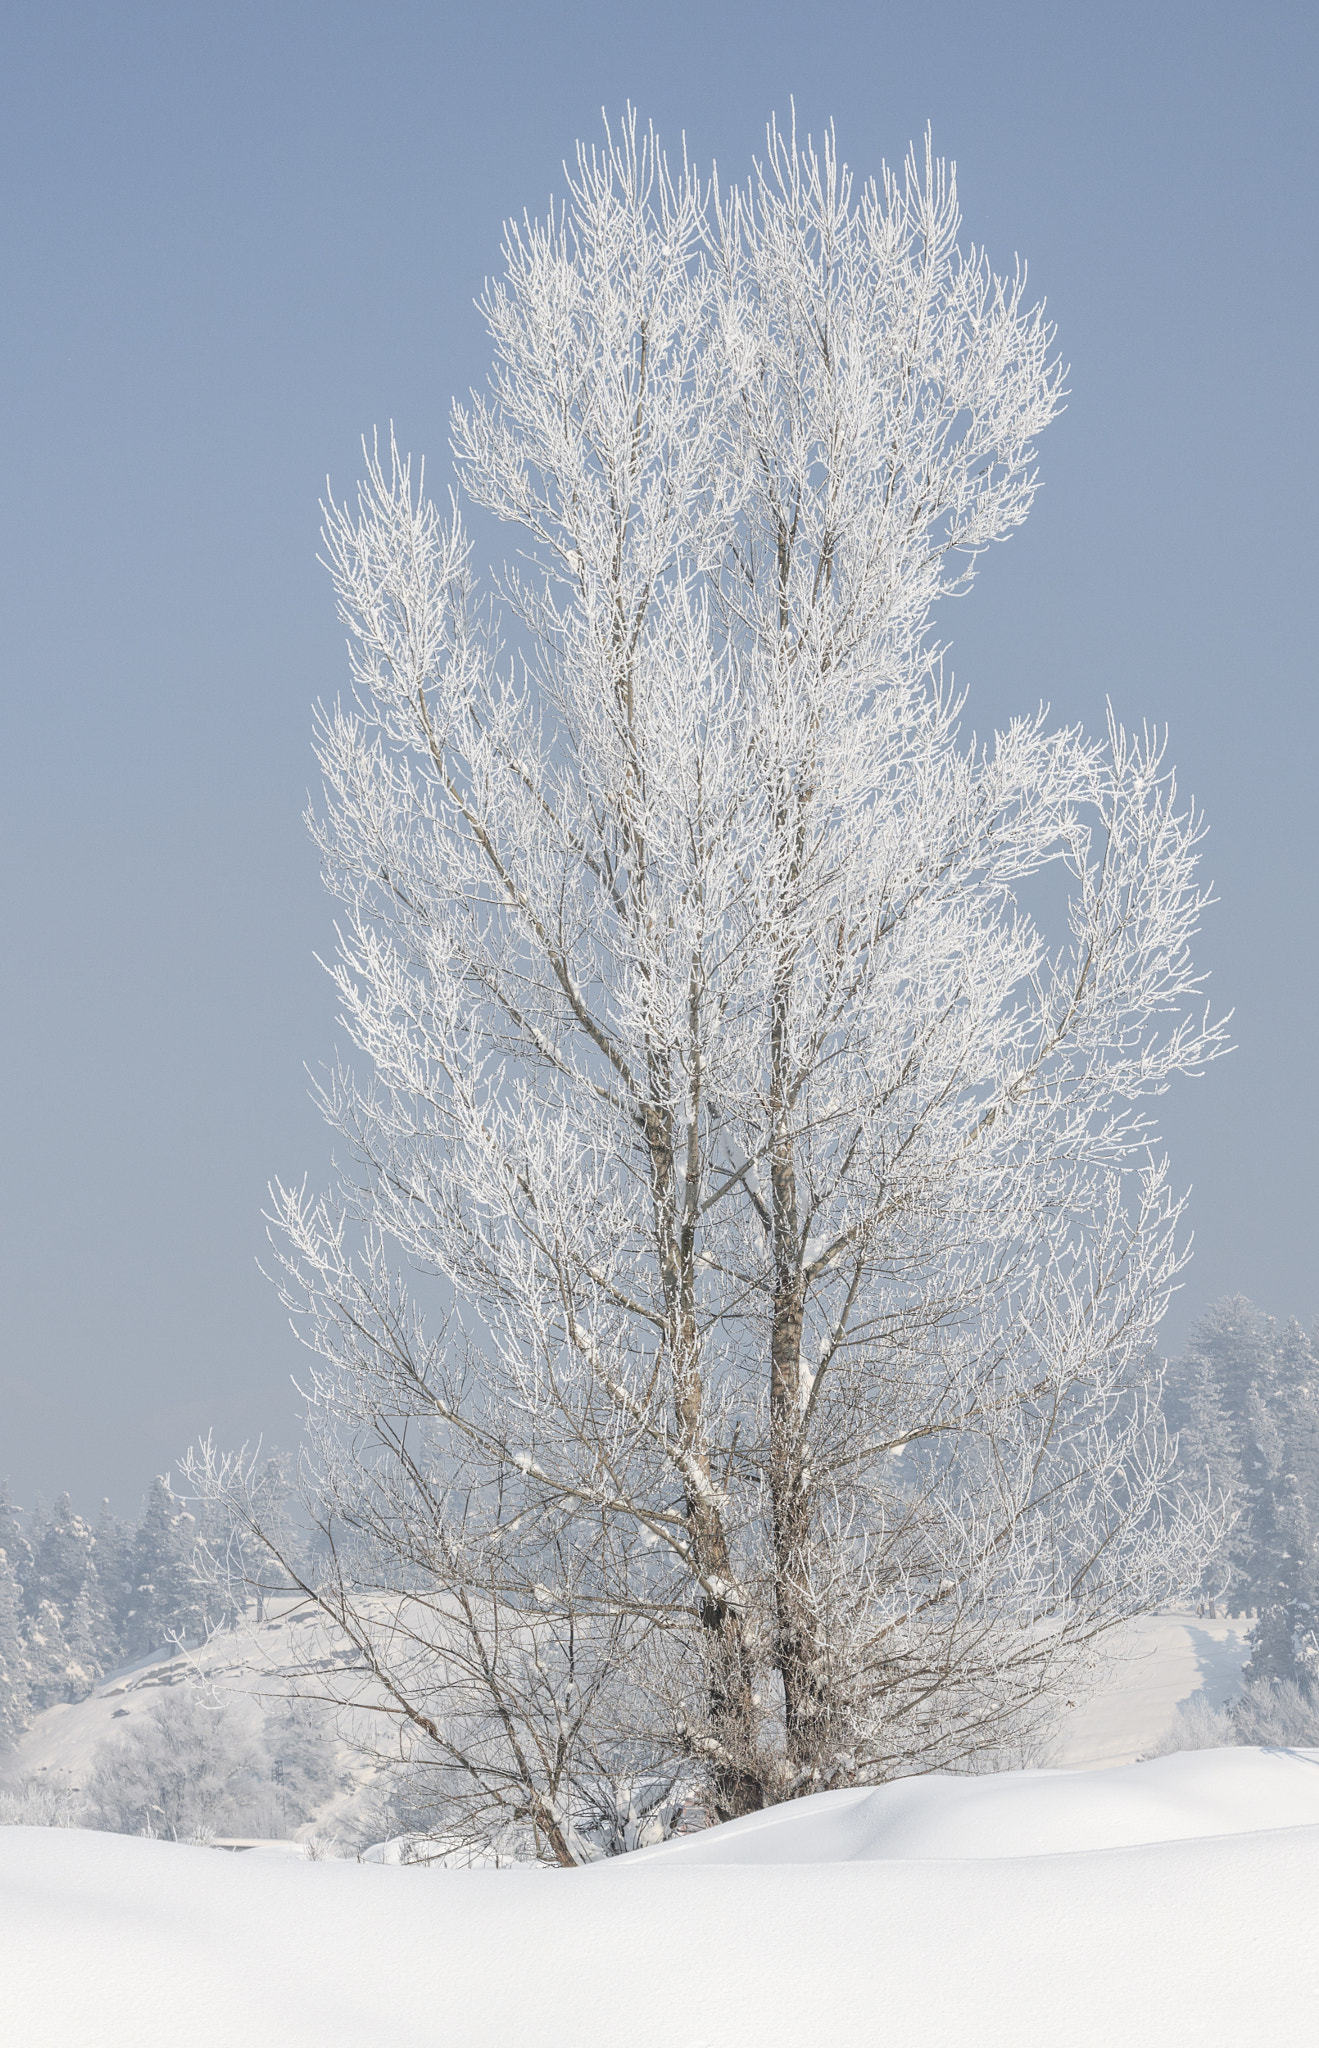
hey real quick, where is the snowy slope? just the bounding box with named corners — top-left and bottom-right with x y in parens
top-left (631, 1745), bottom-right (1319, 1861)
top-left (0, 1603), bottom-right (387, 1839)
top-left (1049, 1609), bottom-right (1251, 1765)
top-left (2, 1605), bottom-right (1252, 1831)
top-left (3, 1750), bottom-right (1318, 2048)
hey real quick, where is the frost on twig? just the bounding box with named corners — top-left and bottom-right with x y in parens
top-left (197, 110), bottom-right (1225, 1856)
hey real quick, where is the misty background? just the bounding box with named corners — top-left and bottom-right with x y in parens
top-left (1, 0), bottom-right (1315, 1515)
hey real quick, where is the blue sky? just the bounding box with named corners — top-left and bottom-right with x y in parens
top-left (1, 0), bottom-right (1315, 1511)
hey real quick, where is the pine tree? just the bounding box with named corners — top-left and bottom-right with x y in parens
top-left (62, 1566), bottom-right (112, 1699)
top-left (1171, 1299), bottom-right (1319, 1689)
top-left (92, 1500), bottom-right (131, 1667)
top-left (23, 1597), bottom-right (77, 1712)
top-left (0, 1543), bottom-right (30, 1748)
top-left (23, 1496), bottom-right (50, 1592)
top-left (29, 1493), bottom-right (95, 1617)
top-left (1237, 1382), bottom-right (1286, 1610)
top-left (1165, 1301), bottom-right (1263, 1606)
top-left (123, 1477), bottom-right (205, 1655)
top-left (1242, 1319), bottom-right (1319, 1690)
top-left (0, 1481), bottom-right (33, 1600)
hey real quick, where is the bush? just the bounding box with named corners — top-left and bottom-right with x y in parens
top-left (0, 1775), bottom-right (81, 1827)
top-left (84, 1686), bottom-right (339, 1843)
top-left (1233, 1676), bottom-right (1319, 1747)
top-left (1147, 1691), bottom-right (1237, 1756)
top-left (1149, 1675), bottom-right (1319, 1758)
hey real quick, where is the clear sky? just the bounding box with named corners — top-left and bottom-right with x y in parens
top-left (1, 0), bottom-right (1315, 1516)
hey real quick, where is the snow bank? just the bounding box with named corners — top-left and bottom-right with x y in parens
top-left (630, 1745), bottom-right (1319, 1862)
top-left (4, 1748), bottom-right (1319, 2048)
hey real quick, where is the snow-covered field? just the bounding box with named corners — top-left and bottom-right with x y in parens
top-left (0, 1604), bottom-right (1255, 1820)
top-left (1050, 1609), bottom-right (1252, 1766)
top-left (0, 1603), bottom-right (387, 1842)
top-left (5, 1608), bottom-right (1297, 2046)
top-left (4, 1748), bottom-right (1318, 2046)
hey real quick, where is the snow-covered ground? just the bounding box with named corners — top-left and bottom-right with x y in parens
top-left (1, 1606), bottom-right (1292, 2046)
top-left (1050, 1609), bottom-right (1252, 1766)
top-left (0, 1605), bottom-right (1254, 1825)
top-left (3, 1747), bottom-right (1318, 2046)
top-left (0, 1603), bottom-right (387, 1841)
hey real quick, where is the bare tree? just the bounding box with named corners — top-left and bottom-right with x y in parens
top-left (198, 113), bottom-right (1225, 1861)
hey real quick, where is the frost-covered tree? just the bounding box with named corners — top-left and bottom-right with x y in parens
top-left (0, 1545), bottom-right (30, 1748)
top-left (1164, 1298), bottom-right (1319, 1678)
top-left (18, 1495), bottom-right (108, 1707)
top-left (122, 1477), bottom-right (207, 1655)
top-left (28, 1493), bottom-right (94, 1618)
top-left (0, 1484), bottom-right (32, 1596)
top-left (84, 1689), bottom-right (338, 1843)
top-left (23, 1599), bottom-right (81, 1711)
top-left (204, 114), bottom-right (1226, 1857)
top-left (93, 1500), bottom-right (132, 1658)
top-left (1240, 1319), bottom-right (1319, 1690)
top-left (85, 1689), bottom-right (269, 1842)
top-left (0, 1485), bottom-right (34, 1744)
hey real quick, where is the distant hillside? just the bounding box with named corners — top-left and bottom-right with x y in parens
top-left (1, 1604), bottom-right (1252, 1853)
top-left (0, 1600), bottom-right (387, 1848)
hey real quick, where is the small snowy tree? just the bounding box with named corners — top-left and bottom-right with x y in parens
top-left (123, 1477), bottom-right (208, 1655)
top-left (0, 1546), bottom-right (30, 1748)
top-left (84, 1688), bottom-right (338, 1842)
top-left (85, 1690), bottom-right (268, 1842)
top-left (204, 114), bottom-right (1226, 1855)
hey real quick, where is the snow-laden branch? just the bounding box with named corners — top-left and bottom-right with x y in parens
top-left (210, 111), bottom-right (1225, 1851)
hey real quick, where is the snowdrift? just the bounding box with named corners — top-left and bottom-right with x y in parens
top-left (4, 1748), bottom-right (1318, 2048)
top-left (630, 1743), bottom-right (1319, 1862)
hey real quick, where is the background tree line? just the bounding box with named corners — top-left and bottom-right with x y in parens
top-left (0, 1462), bottom-right (294, 1749)
top-left (3, 1291), bottom-right (1314, 1811)
top-left (1164, 1296), bottom-right (1319, 1691)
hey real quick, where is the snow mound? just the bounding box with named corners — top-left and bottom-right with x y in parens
top-left (631, 1744), bottom-right (1319, 1863)
top-left (4, 1750), bottom-right (1318, 2047)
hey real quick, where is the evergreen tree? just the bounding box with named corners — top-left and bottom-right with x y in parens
top-left (1237, 1382), bottom-right (1286, 1608)
top-left (1189, 1296), bottom-right (1275, 1434)
top-left (92, 1500), bottom-right (131, 1667)
top-left (0, 1544), bottom-right (30, 1748)
top-left (1169, 1299), bottom-right (1319, 1687)
top-left (123, 1476), bottom-right (206, 1654)
top-left (23, 1496), bottom-right (50, 1587)
top-left (62, 1566), bottom-right (112, 1698)
top-left (1241, 1319), bottom-right (1319, 1690)
top-left (0, 1481), bottom-right (33, 1599)
top-left (1164, 1299), bottom-right (1264, 1605)
top-left (23, 1596), bottom-right (78, 1712)
top-left (28, 1493), bottom-right (95, 1618)
top-left (16, 1492), bottom-right (111, 1704)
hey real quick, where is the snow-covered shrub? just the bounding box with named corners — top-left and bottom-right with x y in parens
top-left (84, 1688), bottom-right (341, 1843)
top-left (259, 1700), bottom-right (342, 1835)
top-left (0, 1774), bottom-right (82, 1826)
top-left (1147, 1692), bottom-right (1237, 1756)
top-left (85, 1690), bottom-right (268, 1841)
top-left (1149, 1673), bottom-right (1319, 1757)
top-left (1232, 1676), bottom-right (1319, 1748)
